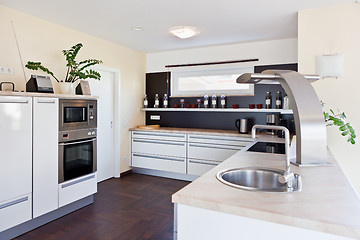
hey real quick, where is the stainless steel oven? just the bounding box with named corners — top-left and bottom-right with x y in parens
top-left (58, 99), bottom-right (97, 183)
top-left (58, 129), bottom-right (97, 183)
top-left (59, 99), bottom-right (97, 131)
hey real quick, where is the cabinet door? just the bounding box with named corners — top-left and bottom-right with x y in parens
top-left (0, 96), bottom-right (32, 203)
top-left (33, 97), bottom-right (59, 218)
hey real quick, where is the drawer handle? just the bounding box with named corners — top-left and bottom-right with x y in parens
top-left (133, 139), bottom-right (185, 146)
top-left (133, 132), bottom-right (184, 138)
top-left (133, 153), bottom-right (184, 162)
top-left (189, 135), bottom-right (253, 142)
top-left (0, 100), bottom-right (29, 104)
top-left (37, 100), bottom-right (56, 104)
top-left (189, 144), bottom-right (241, 151)
top-left (61, 174), bottom-right (95, 188)
top-left (189, 159), bottom-right (219, 166)
top-left (0, 196), bottom-right (28, 210)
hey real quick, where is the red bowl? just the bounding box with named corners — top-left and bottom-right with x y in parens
top-left (191, 104), bottom-right (197, 108)
top-left (173, 104), bottom-right (179, 108)
top-left (249, 104), bottom-right (255, 109)
top-left (257, 104), bottom-right (263, 109)
top-left (232, 104), bottom-right (239, 109)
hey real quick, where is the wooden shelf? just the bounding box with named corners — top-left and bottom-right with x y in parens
top-left (141, 108), bottom-right (293, 114)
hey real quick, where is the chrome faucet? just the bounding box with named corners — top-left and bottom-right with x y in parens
top-left (251, 125), bottom-right (294, 187)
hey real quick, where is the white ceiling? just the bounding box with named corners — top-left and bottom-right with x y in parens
top-left (0, 0), bottom-right (354, 53)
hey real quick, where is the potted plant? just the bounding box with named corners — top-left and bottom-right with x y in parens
top-left (25, 43), bottom-right (102, 94)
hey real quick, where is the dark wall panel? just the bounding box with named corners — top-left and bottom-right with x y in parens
top-left (145, 63), bottom-right (297, 133)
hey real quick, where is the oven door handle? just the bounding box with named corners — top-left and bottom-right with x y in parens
top-left (59, 138), bottom-right (96, 146)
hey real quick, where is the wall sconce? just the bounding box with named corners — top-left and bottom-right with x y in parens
top-left (316, 53), bottom-right (344, 78)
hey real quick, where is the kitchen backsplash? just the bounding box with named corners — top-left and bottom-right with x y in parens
top-left (145, 63), bottom-right (296, 133)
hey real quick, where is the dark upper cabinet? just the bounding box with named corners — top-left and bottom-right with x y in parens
top-left (146, 72), bottom-right (170, 108)
top-left (254, 63), bottom-right (298, 73)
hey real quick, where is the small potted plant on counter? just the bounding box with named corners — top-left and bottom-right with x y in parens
top-left (25, 43), bottom-right (102, 94)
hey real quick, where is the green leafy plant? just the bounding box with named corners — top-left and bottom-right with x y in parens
top-left (25, 43), bottom-right (102, 83)
top-left (322, 102), bottom-right (356, 145)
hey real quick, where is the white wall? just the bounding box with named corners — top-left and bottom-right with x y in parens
top-left (0, 5), bottom-right (146, 174)
top-left (146, 38), bottom-right (298, 73)
top-left (298, 3), bottom-right (360, 194)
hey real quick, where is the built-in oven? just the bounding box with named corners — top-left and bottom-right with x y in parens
top-left (58, 129), bottom-right (97, 183)
top-left (59, 99), bottom-right (97, 131)
top-left (58, 99), bottom-right (97, 183)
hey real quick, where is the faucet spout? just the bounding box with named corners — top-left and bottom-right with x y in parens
top-left (251, 124), bottom-right (294, 185)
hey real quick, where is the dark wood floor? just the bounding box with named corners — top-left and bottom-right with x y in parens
top-left (15, 173), bottom-right (190, 240)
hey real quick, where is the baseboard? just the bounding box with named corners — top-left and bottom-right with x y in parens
top-left (120, 169), bottom-right (132, 178)
top-left (132, 167), bottom-right (198, 182)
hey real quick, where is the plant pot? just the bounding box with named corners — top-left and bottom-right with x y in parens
top-left (58, 82), bottom-right (75, 94)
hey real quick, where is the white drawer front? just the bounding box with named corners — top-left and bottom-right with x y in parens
top-left (132, 131), bottom-right (186, 142)
top-left (188, 134), bottom-right (253, 147)
top-left (188, 160), bottom-right (218, 176)
top-left (132, 153), bottom-right (186, 174)
top-left (132, 139), bottom-right (186, 158)
top-left (188, 143), bottom-right (241, 162)
top-left (0, 194), bottom-right (32, 232)
top-left (59, 173), bottom-right (97, 208)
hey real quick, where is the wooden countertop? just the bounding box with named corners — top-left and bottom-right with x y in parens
top-left (172, 150), bottom-right (360, 239)
top-left (0, 91), bottom-right (98, 99)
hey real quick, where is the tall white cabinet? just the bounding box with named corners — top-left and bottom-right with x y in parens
top-left (32, 97), bottom-right (59, 218)
top-left (0, 96), bottom-right (32, 232)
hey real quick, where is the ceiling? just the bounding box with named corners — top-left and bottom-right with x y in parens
top-left (0, 0), bottom-right (354, 53)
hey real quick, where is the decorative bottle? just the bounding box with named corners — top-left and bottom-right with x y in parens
top-left (180, 99), bottom-right (185, 108)
top-left (197, 99), bottom-right (201, 108)
top-left (211, 95), bottom-right (217, 108)
top-left (276, 91), bottom-right (282, 109)
top-left (204, 95), bottom-right (209, 108)
top-left (163, 94), bottom-right (168, 108)
top-left (154, 94), bottom-right (160, 108)
top-left (265, 91), bottom-right (272, 109)
top-left (143, 94), bottom-right (148, 108)
top-left (220, 94), bottom-right (226, 108)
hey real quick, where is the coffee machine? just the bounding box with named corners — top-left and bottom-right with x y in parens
top-left (266, 113), bottom-right (280, 135)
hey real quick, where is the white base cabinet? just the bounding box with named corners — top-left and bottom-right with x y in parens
top-left (176, 204), bottom-right (351, 240)
top-left (59, 173), bottom-right (97, 208)
top-left (187, 134), bottom-right (253, 176)
top-left (32, 97), bottom-right (59, 218)
top-left (0, 194), bottom-right (32, 232)
top-left (130, 130), bottom-right (253, 177)
top-left (0, 96), bottom-right (32, 230)
top-left (131, 131), bottom-right (187, 174)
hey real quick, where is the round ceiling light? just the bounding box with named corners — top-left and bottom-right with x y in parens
top-left (169, 26), bottom-right (199, 39)
top-left (132, 26), bottom-right (143, 31)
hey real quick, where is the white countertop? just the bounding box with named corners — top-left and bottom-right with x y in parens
top-left (172, 148), bottom-right (360, 239)
top-left (0, 91), bottom-right (98, 99)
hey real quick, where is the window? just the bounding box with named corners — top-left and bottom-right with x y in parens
top-left (171, 66), bottom-right (254, 97)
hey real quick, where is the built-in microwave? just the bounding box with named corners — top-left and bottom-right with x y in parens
top-left (59, 99), bottom-right (97, 131)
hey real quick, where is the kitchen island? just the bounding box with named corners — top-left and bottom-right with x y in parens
top-left (172, 147), bottom-right (360, 239)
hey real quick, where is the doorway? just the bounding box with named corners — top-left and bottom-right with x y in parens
top-left (88, 66), bottom-right (121, 182)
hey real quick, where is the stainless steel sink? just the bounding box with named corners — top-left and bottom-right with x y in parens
top-left (216, 167), bottom-right (302, 192)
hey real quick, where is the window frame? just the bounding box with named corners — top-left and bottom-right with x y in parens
top-left (170, 66), bottom-right (255, 97)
